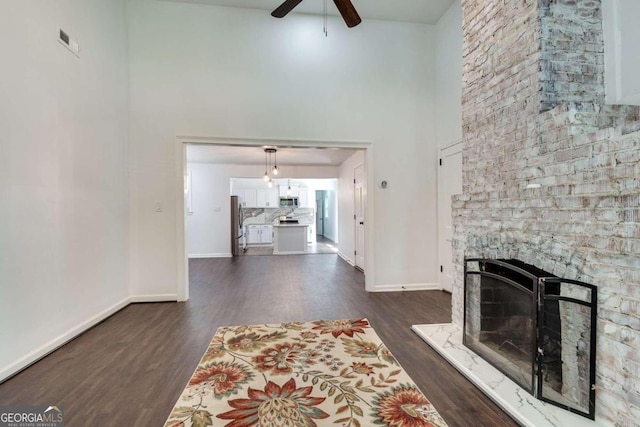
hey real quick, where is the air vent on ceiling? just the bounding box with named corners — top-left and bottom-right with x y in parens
top-left (58, 27), bottom-right (80, 57)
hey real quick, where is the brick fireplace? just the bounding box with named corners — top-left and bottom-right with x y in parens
top-left (451, 0), bottom-right (640, 425)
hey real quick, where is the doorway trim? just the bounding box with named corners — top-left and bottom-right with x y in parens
top-left (174, 135), bottom-right (375, 301)
top-left (437, 139), bottom-right (463, 293)
top-left (353, 163), bottom-right (366, 272)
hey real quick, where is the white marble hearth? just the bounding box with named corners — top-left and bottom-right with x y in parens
top-left (411, 323), bottom-right (605, 427)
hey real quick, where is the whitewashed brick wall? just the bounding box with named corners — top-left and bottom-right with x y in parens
top-left (454, 0), bottom-right (640, 425)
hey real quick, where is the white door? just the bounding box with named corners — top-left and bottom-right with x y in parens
top-left (438, 141), bottom-right (463, 292)
top-left (354, 164), bottom-right (365, 271)
top-left (315, 192), bottom-right (324, 236)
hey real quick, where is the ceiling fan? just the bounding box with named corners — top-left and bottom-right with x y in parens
top-left (271, 0), bottom-right (362, 28)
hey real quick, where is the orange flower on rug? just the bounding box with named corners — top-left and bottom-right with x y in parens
top-left (164, 319), bottom-right (448, 427)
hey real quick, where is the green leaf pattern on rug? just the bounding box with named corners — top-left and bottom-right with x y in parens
top-left (191, 410), bottom-right (213, 427)
top-left (164, 319), bottom-right (449, 427)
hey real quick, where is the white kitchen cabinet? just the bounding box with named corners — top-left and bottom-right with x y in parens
top-left (234, 189), bottom-right (257, 208)
top-left (273, 225), bottom-right (308, 254)
top-left (246, 225), bottom-right (260, 244)
top-left (298, 188), bottom-right (315, 208)
top-left (246, 225), bottom-right (273, 245)
top-left (234, 188), bottom-right (278, 208)
top-left (279, 184), bottom-right (299, 197)
top-left (256, 188), bottom-right (279, 208)
top-left (259, 225), bottom-right (273, 244)
top-left (256, 190), bottom-right (267, 207)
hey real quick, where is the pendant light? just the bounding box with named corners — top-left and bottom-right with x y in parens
top-left (272, 150), bottom-right (279, 175)
top-left (263, 148), bottom-right (278, 185)
top-left (263, 149), bottom-right (270, 182)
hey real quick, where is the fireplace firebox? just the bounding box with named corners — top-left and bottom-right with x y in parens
top-left (463, 258), bottom-right (597, 420)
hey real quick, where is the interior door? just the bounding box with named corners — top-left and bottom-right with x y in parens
top-left (354, 164), bottom-right (365, 271)
top-left (438, 141), bottom-right (463, 292)
top-left (316, 193), bottom-right (324, 237)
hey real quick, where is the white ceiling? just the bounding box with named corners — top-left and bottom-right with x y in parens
top-left (187, 144), bottom-right (360, 166)
top-left (160, 0), bottom-right (455, 25)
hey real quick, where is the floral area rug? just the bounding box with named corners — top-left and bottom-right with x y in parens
top-left (164, 318), bottom-right (449, 427)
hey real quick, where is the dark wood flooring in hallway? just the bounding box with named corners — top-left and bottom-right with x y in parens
top-left (0, 255), bottom-right (517, 427)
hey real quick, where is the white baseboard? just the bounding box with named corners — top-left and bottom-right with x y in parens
top-left (129, 294), bottom-right (178, 303)
top-left (188, 253), bottom-right (232, 258)
top-left (0, 296), bottom-right (131, 383)
top-left (337, 251), bottom-right (355, 266)
top-left (372, 283), bottom-right (441, 292)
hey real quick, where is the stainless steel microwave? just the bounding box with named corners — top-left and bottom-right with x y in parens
top-left (279, 197), bottom-right (299, 208)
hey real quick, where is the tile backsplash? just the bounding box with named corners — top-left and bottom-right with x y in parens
top-left (242, 208), bottom-right (314, 226)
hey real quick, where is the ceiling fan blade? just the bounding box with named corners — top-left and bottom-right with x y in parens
top-left (333, 0), bottom-right (361, 28)
top-left (271, 0), bottom-right (304, 18)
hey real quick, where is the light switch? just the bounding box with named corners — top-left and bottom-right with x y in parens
top-left (155, 201), bottom-right (163, 212)
top-left (214, 207), bottom-right (221, 212)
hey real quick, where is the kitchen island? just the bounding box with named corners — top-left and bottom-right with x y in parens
top-left (273, 224), bottom-right (308, 255)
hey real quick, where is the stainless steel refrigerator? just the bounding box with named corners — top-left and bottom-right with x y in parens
top-left (230, 196), bottom-right (243, 256)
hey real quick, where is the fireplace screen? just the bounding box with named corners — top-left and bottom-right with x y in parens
top-left (463, 259), bottom-right (597, 420)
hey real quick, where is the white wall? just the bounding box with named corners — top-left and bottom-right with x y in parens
top-left (0, 0), bottom-right (129, 379)
top-left (603, 0), bottom-right (640, 105)
top-left (435, 0), bottom-right (463, 145)
top-left (187, 163), bottom-right (337, 257)
top-left (127, 0), bottom-right (439, 294)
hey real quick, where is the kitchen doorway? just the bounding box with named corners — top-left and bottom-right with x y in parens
top-left (176, 136), bottom-right (375, 301)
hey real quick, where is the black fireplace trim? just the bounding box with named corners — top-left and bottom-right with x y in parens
top-left (463, 258), bottom-right (540, 394)
top-left (537, 277), bottom-right (597, 420)
top-left (463, 258), bottom-right (598, 420)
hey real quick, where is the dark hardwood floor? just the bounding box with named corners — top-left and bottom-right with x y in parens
top-left (242, 235), bottom-right (339, 256)
top-left (0, 255), bottom-right (517, 426)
